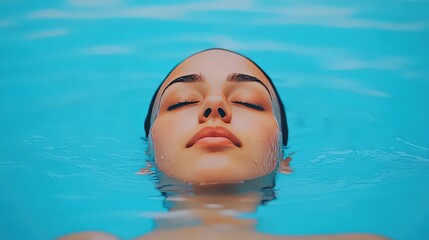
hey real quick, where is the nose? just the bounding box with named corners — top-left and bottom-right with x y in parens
top-left (198, 95), bottom-right (232, 124)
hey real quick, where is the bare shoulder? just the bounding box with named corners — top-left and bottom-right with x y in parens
top-left (270, 233), bottom-right (389, 240)
top-left (134, 227), bottom-right (269, 240)
top-left (58, 230), bottom-right (388, 240)
top-left (58, 231), bottom-right (119, 240)
top-left (135, 228), bottom-right (388, 240)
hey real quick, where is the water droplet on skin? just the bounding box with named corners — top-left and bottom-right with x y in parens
top-left (253, 157), bottom-right (258, 164)
top-left (161, 156), bottom-right (165, 160)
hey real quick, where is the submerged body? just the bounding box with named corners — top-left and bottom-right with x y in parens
top-left (62, 231), bottom-right (386, 240)
top-left (61, 191), bottom-right (387, 240)
top-left (61, 49), bottom-right (387, 239)
top-left (61, 173), bottom-right (387, 240)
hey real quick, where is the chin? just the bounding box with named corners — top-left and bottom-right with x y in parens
top-left (189, 171), bottom-right (249, 185)
top-left (179, 166), bottom-right (273, 185)
top-left (157, 153), bottom-right (278, 184)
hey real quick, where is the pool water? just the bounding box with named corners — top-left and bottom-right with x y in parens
top-left (1, 1), bottom-right (429, 239)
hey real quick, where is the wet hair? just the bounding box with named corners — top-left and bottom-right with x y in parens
top-left (144, 48), bottom-right (288, 146)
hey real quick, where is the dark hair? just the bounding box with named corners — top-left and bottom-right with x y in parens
top-left (144, 48), bottom-right (288, 146)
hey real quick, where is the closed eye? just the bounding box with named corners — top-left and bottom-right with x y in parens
top-left (167, 101), bottom-right (199, 111)
top-left (232, 101), bottom-right (265, 111)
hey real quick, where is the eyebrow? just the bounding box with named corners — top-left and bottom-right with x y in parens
top-left (161, 74), bottom-right (203, 96)
top-left (227, 73), bottom-right (272, 99)
top-left (160, 73), bottom-right (272, 99)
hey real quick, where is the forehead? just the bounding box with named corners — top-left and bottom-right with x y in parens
top-left (148, 49), bottom-right (284, 139)
top-left (162, 50), bottom-right (271, 88)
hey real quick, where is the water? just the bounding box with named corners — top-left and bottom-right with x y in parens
top-left (1, 1), bottom-right (429, 239)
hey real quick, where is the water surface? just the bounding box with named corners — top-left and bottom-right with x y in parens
top-left (1, 1), bottom-right (429, 239)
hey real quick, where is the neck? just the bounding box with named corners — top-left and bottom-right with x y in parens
top-left (151, 172), bottom-right (276, 230)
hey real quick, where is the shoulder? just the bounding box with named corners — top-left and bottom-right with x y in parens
top-left (58, 232), bottom-right (119, 240)
top-left (269, 233), bottom-right (389, 240)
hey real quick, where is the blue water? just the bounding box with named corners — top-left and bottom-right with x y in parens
top-left (1, 1), bottom-right (429, 239)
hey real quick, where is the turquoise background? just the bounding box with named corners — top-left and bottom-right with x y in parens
top-left (1, 1), bottom-right (429, 239)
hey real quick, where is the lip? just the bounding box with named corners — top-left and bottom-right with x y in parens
top-left (186, 126), bottom-right (242, 148)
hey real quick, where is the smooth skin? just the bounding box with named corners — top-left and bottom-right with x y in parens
top-left (61, 232), bottom-right (387, 240)
top-left (60, 50), bottom-right (388, 240)
top-left (149, 49), bottom-right (283, 184)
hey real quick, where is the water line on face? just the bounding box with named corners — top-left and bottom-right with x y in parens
top-left (262, 127), bottom-right (282, 174)
top-left (250, 103), bottom-right (282, 169)
top-left (150, 94), bottom-right (162, 130)
top-left (249, 122), bottom-right (281, 175)
top-left (149, 126), bottom-right (165, 165)
top-left (150, 124), bottom-right (185, 179)
top-left (146, 134), bottom-right (155, 159)
top-left (265, 111), bottom-right (283, 174)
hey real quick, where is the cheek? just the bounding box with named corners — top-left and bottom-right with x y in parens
top-left (150, 110), bottom-right (198, 165)
top-left (233, 114), bottom-right (281, 173)
top-left (152, 110), bottom-right (197, 141)
top-left (150, 120), bottom-right (180, 170)
top-left (234, 111), bottom-right (279, 141)
top-left (253, 122), bottom-right (281, 174)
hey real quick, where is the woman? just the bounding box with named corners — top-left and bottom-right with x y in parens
top-left (145, 48), bottom-right (288, 184)
top-left (61, 49), bottom-right (386, 240)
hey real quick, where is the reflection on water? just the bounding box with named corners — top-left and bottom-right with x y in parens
top-left (151, 171), bottom-right (276, 227)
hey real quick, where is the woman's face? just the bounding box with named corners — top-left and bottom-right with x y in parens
top-left (149, 50), bottom-right (282, 184)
